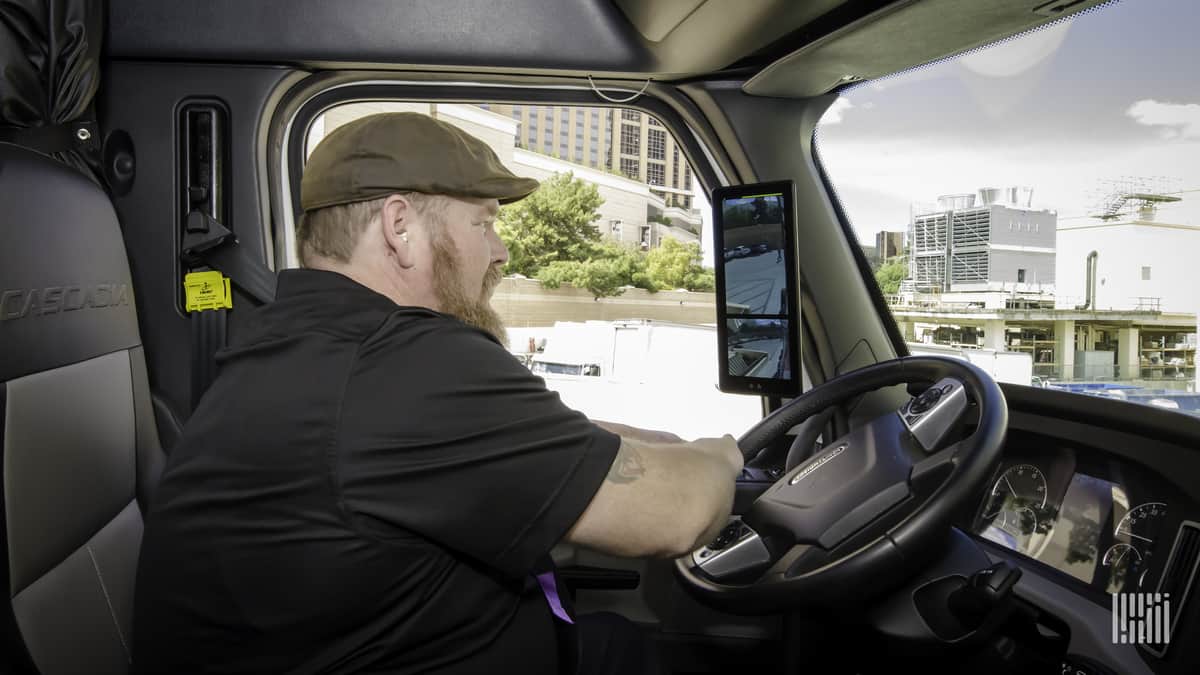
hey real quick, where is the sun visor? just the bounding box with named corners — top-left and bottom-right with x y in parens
top-left (744, 0), bottom-right (1110, 99)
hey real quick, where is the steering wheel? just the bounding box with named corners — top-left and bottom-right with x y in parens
top-left (675, 356), bottom-right (1007, 614)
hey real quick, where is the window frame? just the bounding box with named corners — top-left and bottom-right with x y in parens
top-left (277, 79), bottom-right (730, 266)
top-left (810, 132), bottom-right (909, 357)
top-left (276, 79), bottom-right (850, 414)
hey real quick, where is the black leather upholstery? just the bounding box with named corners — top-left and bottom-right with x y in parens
top-left (0, 142), bottom-right (165, 674)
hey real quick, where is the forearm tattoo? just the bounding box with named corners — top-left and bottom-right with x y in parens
top-left (606, 444), bottom-right (646, 484)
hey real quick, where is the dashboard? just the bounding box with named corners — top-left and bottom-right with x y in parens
top-left (954, 391), bottom-right (1200, 673)
top-left (966, 434), bottom-right (1192, 602)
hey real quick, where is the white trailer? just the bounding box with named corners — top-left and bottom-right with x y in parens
top-left (906, 342), bottom-right (1033, 386)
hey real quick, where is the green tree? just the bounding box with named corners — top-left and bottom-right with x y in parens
top-left (536, 259), bottom-right (627, 299)
top-left (496, 172), bottom-right (604, 277)
top-left (598, 241), bottom-right (657, 292)
top-left (874, 257), bottom-right (908, 295)
top-left (535, 241), bottom-right (657, 299)
top-left (645, 238), bottom-right (714, 291)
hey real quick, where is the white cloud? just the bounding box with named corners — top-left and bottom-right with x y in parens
top-left (1126, 99), bottom-right (1200, 139)
top-left (820, 98), bottom-right (853, 125)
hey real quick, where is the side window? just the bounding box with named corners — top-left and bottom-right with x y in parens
top-left (301, 100), bottom-right (762, 438)
top-left (816, 0), bottom-right (1199, 419)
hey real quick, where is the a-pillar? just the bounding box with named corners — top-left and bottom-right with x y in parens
top-left (1054, 319), bottom-right (1076, 380)
top-left (983, 319), bottom-right (1007, 351)
top-left (1117, 326), bottom-right (1140, 381)
top-left (895, 321), bottom-right (913, 342)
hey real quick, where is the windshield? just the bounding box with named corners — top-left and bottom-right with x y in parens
top-left (816, 0), bottom-right (1199, 419)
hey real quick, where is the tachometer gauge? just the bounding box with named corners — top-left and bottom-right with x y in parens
top-left (1103, 543), bottom-right (1144, 593)
top-left (979, 464), bottom-right (1051, 556)
top-left (1114, 502), bottom-right (1167, 544)
top-left (982, 464), bottom-right (1048, 518)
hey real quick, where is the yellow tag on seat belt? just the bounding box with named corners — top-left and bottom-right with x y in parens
top-left (183, 271), bottom-right (233, 312)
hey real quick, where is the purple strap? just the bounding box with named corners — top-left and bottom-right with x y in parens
top-left (535, 571), bottom-right (574, 624)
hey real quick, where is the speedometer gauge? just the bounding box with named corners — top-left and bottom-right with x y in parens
top-left (1115, 502), bottom-right (1167, 543)
top-left (1106, 502), bottom-right (1168, 594)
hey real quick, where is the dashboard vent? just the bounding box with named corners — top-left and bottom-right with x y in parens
top-left (1147, 521), bottom-right (1200, 657)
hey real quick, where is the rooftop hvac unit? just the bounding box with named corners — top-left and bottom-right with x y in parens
top-left (978, 186), bottom-right (1034, 207)
top-left (937, 193), bottom-right (976, 210)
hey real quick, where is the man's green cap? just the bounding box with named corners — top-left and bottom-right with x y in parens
top-left (301, 112), bottom-right (540, 211)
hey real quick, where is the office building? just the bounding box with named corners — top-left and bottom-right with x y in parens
top-left (485, 104), bottom-right (694, 212)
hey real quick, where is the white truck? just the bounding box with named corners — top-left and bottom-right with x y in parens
top-left (507, 320), bottom-right (763, 439)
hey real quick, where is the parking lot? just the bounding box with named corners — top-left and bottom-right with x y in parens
top-left (724, 244), bottom-right (787, 315)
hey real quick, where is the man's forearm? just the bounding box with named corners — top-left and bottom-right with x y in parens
top-left (593, 420), bottom-right (684, 444)
top-left (565, 434), bottom-right (743, 558)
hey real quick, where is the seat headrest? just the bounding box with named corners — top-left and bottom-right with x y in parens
top-left (0, 143), bottom-right (141, 382)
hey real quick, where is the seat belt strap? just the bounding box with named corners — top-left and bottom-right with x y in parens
top-left (181, 210), bottom-right (277, 304)
top-left (189, 308), bottom-right (227, 408)
top-left (180, 209), bottom-right (277, 408)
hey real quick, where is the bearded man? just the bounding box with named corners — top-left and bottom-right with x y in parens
top-left (132, 113), bottom-right (742, 675)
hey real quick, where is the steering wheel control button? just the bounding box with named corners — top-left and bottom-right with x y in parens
top-left (710, 522), bottom-right (744, 550)
top-left (900, 378), bottom-right (968, 452)
top-left (692, 523), bottom-right (772, 582)
top-left (908, 387), bottom-right (943, 414)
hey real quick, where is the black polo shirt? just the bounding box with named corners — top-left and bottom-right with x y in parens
top-left (132, 269), bottom-right (620, 674)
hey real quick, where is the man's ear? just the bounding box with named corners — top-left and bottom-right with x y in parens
top-left (380, 194), bottom-right (415, 268)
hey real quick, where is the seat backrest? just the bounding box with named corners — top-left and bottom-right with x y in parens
top-left (0, 142), bottom-right (164, 674)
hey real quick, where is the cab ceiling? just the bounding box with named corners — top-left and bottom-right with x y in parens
top-left (106, 0), bottom-right (1109, 98)
top-left (106, 0), bottom-right (840, 79)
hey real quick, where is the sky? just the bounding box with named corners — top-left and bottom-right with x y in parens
top-left (814, 0), bottom-right (1200, 243)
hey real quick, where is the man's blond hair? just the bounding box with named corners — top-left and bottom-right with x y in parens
top-left (296, 192), bottom-right (446, 267)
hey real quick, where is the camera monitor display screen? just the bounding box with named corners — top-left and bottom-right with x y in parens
top-left (712, 181), bottom-right (801, 396)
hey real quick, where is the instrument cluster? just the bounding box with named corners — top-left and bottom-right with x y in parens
top-left (970, 443), bottom-right (1183, 597)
